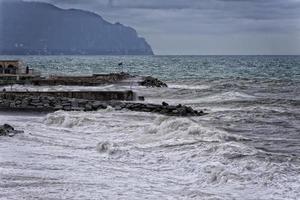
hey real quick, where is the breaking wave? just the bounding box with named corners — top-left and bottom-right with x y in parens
top-left (168, 84), bottom-right (211, 90)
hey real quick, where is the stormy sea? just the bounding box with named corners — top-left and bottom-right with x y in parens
top-left (0, 55), bottom-right (299, 200)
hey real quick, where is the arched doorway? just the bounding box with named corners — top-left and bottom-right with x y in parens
top-left (0, 65), bottom-right (3, 74)
top-left (5, 65), bottom-right (17, 74)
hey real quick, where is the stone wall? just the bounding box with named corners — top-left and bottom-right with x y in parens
top-left (0, 93), bottom-right (206, 117)
top-left (32, 73), bottom-right (133, 86)
top-left (0, 91), bottom-right (135, 101)
top-left (0, 72), bottom-right (168, 88)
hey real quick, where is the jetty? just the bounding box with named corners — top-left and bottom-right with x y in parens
top-left (0, 60), bottom-right (167, 88)
top-left (0, 60), bottom-right (206, 117)
top-left (0, 91), bottom-right (205, 116)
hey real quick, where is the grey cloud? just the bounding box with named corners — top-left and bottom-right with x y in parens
top-left (33, 0), bottom-right (300, 21)
top-left (19, 0), bottom-right (300, 54)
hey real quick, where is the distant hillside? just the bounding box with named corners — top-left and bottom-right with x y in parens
top-left (0, 1), bottom-right (153, 55)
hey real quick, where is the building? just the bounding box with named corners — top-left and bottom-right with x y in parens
top-left (0, 60), bottom-right (40, 85)
top-left (0, 60), bottom-right (23, 75)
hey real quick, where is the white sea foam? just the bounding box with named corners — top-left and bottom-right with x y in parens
top-left (187, 91), bottom-right (256, 103)
top-left (145, 91), bottom-right (257, 106)
top-left (168, 84), bottom-right (211, 90)
top-left (1, 78), bottom-right (299, 200)
top-left (1, 109), bottom-right (299, 200)
top-left (0, 84), bottom-right (125, 92)
top-left (1, 55), bottom-right (299, 199)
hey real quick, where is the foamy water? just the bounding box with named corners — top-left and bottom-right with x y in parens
top-left (1, 108), bottom-right (299, 199)
top-left (1, 55), bottom-right (300, 199)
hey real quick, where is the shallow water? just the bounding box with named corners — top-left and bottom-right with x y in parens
top-left (0, 55), bottom-right (300, 199)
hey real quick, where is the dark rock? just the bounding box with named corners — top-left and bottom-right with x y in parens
top-left (98, 103), bottom-right (108, 109)
top-left (186, 107), bottom-right (194, 113)
top-left (62, 102), bottom-right (71, 106)
top-left (138, 96), bottom-right (145, 101)
top-left (177, 107), bottom-right (188, 116)
top-left (84, 103), bottom-right (93, 111)
top-left (176, 104), bottom-right (182, 108)
top-left (54, 105), bottom-right (63, 110)
top-left (63, 106), bottom-right (72, 111)
top-left (145, 104), bottom-right (158, 111)
top-left (162, 101), bottom-right (169, 107)
top-left (0, 124), bottom-right (23, 137)
top-left (140, 76), bottom-right (168, 88)
top-left (71, 100), bottom-right (79, 108)
top-left (78, 99), bottom-right (88, 106)
top-left (92, 101), bottom-right (102, 110)
top-left (71, 107), bottom-right (85, 111)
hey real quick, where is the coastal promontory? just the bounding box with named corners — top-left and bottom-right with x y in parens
top-left (0, 1), bottom-right (153, 55)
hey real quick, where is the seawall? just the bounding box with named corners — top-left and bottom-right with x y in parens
top-left (0, 92), bottom-right (205, 116)
top-left (0, 91), bottom-right (135, 101)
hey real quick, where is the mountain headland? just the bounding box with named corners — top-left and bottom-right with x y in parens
top-left (0, 1), bottom-right (153, 55)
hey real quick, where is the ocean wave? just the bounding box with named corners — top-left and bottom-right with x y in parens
top-left (2, 107), bottom-right (299, 199)
top-left (44, 111), bottom-right (95, 128)
top-left (0, 84), bottom-right (120, 92)
top-left (197, 91), bottom-right (256, 102)
top-left (43, 109), bottom-right (117, 128)
top-left (137, 116), bottom-right (250, 148)
top-left (147, 91), bottom-right (257, 105)
top-left (168, 84), bottom-right (211, 90)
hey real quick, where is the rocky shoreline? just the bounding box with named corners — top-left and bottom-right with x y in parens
top-left (0, 73), bottom-right (207, 116)
top-left (0, 94), bottom-right (205, 117)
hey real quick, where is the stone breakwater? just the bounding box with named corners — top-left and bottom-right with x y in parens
top-left (0, 94), bottom-right (205, 117)
top-left (1, 91), bottom-right (135, 101)
top-left (0, 72), bottom-right (168, 88)
top-left (32, 73), bottom-right (133, 86)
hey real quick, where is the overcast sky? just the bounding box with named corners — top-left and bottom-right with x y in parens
top-left (22, 0), bottom-right (300, 55)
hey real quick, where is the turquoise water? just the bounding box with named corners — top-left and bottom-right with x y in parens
top-left (1, 55), bottom-right (300, 80)
top-left (1, 55), bottom-right (300, 155)
top-left (0, 55), bottom-right (299, 199)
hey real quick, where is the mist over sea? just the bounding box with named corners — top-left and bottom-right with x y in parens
top-left (0, 55), bottom-right (300, 199)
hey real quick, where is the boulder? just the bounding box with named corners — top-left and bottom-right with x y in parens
top-left (84, 103), bottom-right (93, 111)
top-left (0, 124), bottom-right (23, 137)
top-left (138, 96), bottom-right (145, 101)
top-left (162, 101), bottom-right (169, 107)
top-left (91, 101), bottom-right (102, 110)
top-left (140, 76), bottom-right (168, 88)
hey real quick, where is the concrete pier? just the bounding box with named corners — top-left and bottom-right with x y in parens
top-left (31, 73), bottom-right (133, 86)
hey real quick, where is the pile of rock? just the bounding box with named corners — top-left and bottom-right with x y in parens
top-left (0, 95), bottom-right (108, 112)
top-left (0, 124), bottom-right (23, 137)
top-left (140, 76), bottom-right (168, 88)
top-left (0, 94), bottom-right (206, 117)
top-left (114, 101), bottom-right (205, 116)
